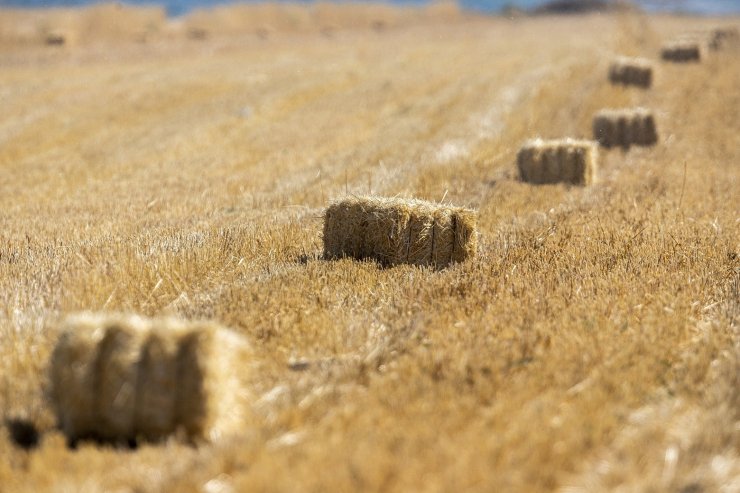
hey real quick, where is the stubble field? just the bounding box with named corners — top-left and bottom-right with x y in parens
top-left (0, 6), bottom-right (738, 492)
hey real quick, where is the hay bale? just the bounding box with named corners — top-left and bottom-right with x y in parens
top-left (44, 30), bottom-right (76, 47)
top-left (661, 41), bottom-right (702, 62)
top-left (592, 108), bottom-right (658, 149)
top-left (323, 196), bottom-right (477, 268)
top-left (709, 27), bottom-right (739, 50)
top-left (49, 313), bottom-right (253, 444)
top-left (517, 139), bottom-right (598, 186)
top-left (608, 56), bottom-right (653, 88)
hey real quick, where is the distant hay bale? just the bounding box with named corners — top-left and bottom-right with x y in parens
top-left (608, 56), bottom-right (653, 88)
top-left (44, 30), bottom-right (75, 47)
top-left (517, 139), bottom-right (598, 186)
top-left (49, 313), bottom-right (253, 444)
top-left (661, 41), bottom-right (702, 62)
top-left (187, 27), bottom-right (208, 40)
top-left (709, 27), bottom-right (739, 50)
top-left (323, 196), bottom-right (477, 268)
top-left (592, 108), bottom-right (658, 149)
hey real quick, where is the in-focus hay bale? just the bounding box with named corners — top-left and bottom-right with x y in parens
top-left (323, 196), bottom-right (477, 268)
top-left (49, 313), bottom-right (254, 444)
top-left (608, 56), bottom-right (653, 88)
top-left (661, 41), bottom-right (702, 62)
top-left (517, 139), bottom-right (598, 186)
top-left (592, 108), bottom-right (658, 149)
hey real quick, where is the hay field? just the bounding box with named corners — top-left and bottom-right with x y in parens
top-left (0, 5), bottom-right (738, 492)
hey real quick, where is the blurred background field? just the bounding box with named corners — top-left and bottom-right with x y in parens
top-left (0, 0), bottom-right (738, 492)
top-left (0, 0), bottom-right (738, 50)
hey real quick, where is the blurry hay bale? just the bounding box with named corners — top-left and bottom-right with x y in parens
top-left (709, 27), bottom-right (739, 50)
top-left (608, 56), bottom-right (653, 88)
top-left (323, 196), bottom-right (477, 268)
top-left (517, 139), bottom-right (598, 186)
top-left (661, 41), bottom-right (702, 62)
top-left (44, 29), bottom-right (75, 46)
top-left (49, 313), bottom-right (254, 444)
top-left (592, 108), bottom-right (658, 149)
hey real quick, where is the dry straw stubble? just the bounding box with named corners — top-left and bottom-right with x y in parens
top-left (592, 108), bottom-right (658, 149)
top-left (516, 138), bottom-right (598, 186)
top-left (323, 196), bottom-right (477, 268)
top-left (608, 56), bottom-right (653, 88)
top-left (49, 313), bottom-right (255, 444)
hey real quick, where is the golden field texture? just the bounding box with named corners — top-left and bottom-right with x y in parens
top-left (0, 5), bottom-right (738, 492)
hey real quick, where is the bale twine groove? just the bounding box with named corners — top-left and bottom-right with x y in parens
top-left (323, 196), bottom-right (477, 268)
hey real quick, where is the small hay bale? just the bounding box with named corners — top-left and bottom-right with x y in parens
top-left (49, 313), bottom-right (253, 444)
top-left (709, 27), bottom-right (739, 50)
top-left (592, 108), bottom-right (658, 149)
top-left (661, 41), bottom-right (702, 62)
top-left (323, 196), bottom-right (477, 268)
top-left (608, 56), bottom-right (653, 88)
top-left (516, 139), bottom-right (598, 186)
top-left (44, 29), bottom-right (76, 47)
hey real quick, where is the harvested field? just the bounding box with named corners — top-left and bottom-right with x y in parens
top-left (0, 5), bottom-right (738, 493)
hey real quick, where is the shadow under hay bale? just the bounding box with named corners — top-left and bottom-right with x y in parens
top-left (5, 419), bottom-right (40, 450)
top-left (49, 313), bottom-right (254, 445)
top-left (608, 56), bottom-right (653, 88)
top-left (517, 139), bottom-right (598, 186)
top-left (592, 108), bottom-right (658, 149)
top-left (323, 196), bottom-right (477, 269)
top-left (661, 41), bottom-right (702, 62)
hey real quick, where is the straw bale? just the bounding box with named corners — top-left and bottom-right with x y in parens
top-left (44, 29), bottom-right (76, 47)
top-left (592, 108), bottom-right (658, 149)
top-left (709, 27), bottom-right (739, 50)
top-left (517, 139), bottom-right (598, 186)
top-left (661, 41), bottom-right (702, 62)
top-left (323, 196), bottom-right (477, 268)
top-left (608, 56), bottom-right (653, 88)
top-left (49, 313), bottom-right (254, 444)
